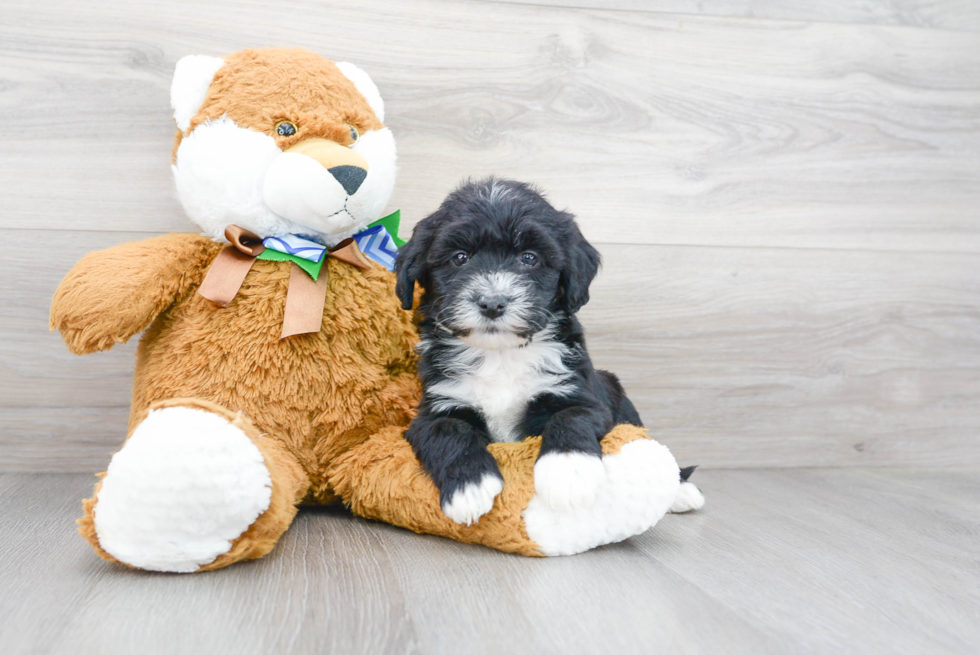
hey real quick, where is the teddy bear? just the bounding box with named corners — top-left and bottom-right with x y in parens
top-left (49, 48), bottom-right (686, 573)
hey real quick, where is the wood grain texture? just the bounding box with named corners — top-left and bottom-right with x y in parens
top-left (2, 0), bottom-right (979, 471)
top-left (582, 243), bottom-right (980, 468)
top-left (490, 0), bottom-right (980, 32)
top-left (1, 469), bottom-right (977, 654)
top-left (4, 229), bottom-right (978, 471)
top-left (1, 0), bottom-right (979, 252)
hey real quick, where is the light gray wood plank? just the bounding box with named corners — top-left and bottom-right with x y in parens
top-left (45, 512), bottom-right (422, 655)
top-left (489, 0), bottom-right (980, 32)
top-left (1, 0), bottom-right (979, 252)
top-left (0, 408), bottom-right (128, 473)
top-left (0, 473), bottom-right (422, 655)
top-left (0, 474), bottom-right (117, 652)
top-left (580, 243), bottom-right (980, 468)
top-left (5, 230), bottom-right (977, 471)
top-left (0, 230), bottom-right (145, 410)
top-left (362, 520), bottom-right (785, 654)
top-left (1, 469), bottom-right (977, 654)
top-left (639, 468), bottom-right (980, 655)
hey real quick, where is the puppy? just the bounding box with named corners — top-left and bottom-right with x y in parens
top-left (395, 178), bottom-right (646, 525)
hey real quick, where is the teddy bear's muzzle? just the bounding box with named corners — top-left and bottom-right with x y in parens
top-left (262, 137), bottom-right (370, 234)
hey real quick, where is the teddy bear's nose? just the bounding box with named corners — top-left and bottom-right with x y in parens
top-left (328, 166), bottom-right (367, 195)
top-left (280, 138), bottom-right (370, 196)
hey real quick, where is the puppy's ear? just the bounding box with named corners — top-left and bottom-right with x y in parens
top-left (395, 214), bottom-right (439, 310)
top-left (559, 222), bottom-right (601, 315)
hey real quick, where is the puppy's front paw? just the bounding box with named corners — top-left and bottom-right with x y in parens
top-left (534, 452), bottom-right (606, 512)
top-left (441, 473), bottom-right (504, 526)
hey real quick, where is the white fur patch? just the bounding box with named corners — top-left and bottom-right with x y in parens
top-left (336, 61), bottom-right (385, 122)
top-left (173, 117), bottom-right (300, 241)
top-left (262, 151), bottom-right (350, 233)
top-left (533, 451), bottom-right (606, 512)
top-left (427, 327), bottom-right (574, 442)
top-left (459, 331), bottom-right (529, 350)
top-left (171, 55), bottom-right (224, 132)
top-left (173, 119), bottom-right (396, 246)
top-left (481, 179), bottom-right (515, 204)
top-left (441, 473), bottom-right (504, 526)
top-left (92, 406), bottom-right (272, 573)
top-left (523, 438), bottom-right (680, 556)
top-left (670, 481), bottom-right (706, 513)
top-left (452, 272), bottom-right (533, 339)
top-left (343, 128), bottom-right (397, 237)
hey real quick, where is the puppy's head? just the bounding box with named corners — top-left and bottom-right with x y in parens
top-left (396, 178), bottom-right (600, 349)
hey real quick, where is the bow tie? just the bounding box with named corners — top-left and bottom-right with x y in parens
top-left (261, 210), bottom-right (404, 272)
top-left (198, 211), bottom-right (405, 339)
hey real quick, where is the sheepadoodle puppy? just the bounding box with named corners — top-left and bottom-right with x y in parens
top-left (396, 178), bottom-right (702, 525)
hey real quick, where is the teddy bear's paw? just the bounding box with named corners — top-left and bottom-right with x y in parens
top-left (523, 439), bottom-right (680, 556)
top-left (92, 406), bottom-right (273, 572)
top-left (441, 473), bottom-right (504, 526)
top-left (533, 452), bottom-right (607, 512)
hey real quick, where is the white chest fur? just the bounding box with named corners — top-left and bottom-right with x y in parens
top-left (427, 335), bottom-right (575, 442)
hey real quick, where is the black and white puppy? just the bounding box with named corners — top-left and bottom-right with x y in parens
top-left (395, 178), bottom-right (645, 525)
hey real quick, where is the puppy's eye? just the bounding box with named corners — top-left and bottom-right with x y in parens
top-left (276, 121), bottom-right (297, 137)
top-left (452, 252), bottom-right (470, 267)
top-left (347, 124), bottom-right (359, 145)
top-left (520, 252), bottom-right (539, 267)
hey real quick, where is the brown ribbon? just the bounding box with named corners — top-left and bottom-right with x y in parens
top-left (198, 225), bottom-right (372, 339)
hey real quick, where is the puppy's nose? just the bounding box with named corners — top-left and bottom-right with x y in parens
top-left (477, 294), bottom-right (508, 319)
top-left (327, 165), bottom-right (367, 195)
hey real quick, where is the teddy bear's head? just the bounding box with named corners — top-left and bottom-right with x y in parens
top-left (170, 48), bottom-right (395, 246)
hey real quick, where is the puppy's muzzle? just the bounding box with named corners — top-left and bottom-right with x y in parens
top-left (477, 294), bottom-right (508, 319)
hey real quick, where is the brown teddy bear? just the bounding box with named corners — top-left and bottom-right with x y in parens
top-left (49, 48), bottom-right (685, 573)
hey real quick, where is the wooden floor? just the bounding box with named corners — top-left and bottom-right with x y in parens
top-left (1, 468), bottom-right (976, 654)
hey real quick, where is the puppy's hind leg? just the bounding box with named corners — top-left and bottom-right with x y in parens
top-left (596, 370), bottom-right (643, 427)
top-left (670, 465), bottom-right (706, 513)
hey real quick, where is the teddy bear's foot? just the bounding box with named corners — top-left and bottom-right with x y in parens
top-left (329, 424), bottom-right (680, 557)
top-left (523, 435), bottom-right (680, 555)
top-left (79, 399), bottom-right (308, 572)
top-left (90, 404), bottom-right (272, 572)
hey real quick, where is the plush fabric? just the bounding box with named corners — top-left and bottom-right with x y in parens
top-left (50, 47), bottom-right (680, 572)
top-left (327, 423), bottom-right (657, 557)
top-left (172, 48), bottom-right (383, 161)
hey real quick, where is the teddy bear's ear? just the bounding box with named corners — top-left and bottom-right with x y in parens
top-left (335, 61), bottom-right (385, 123)
top-left (171, 55), bottom-right (225, 132)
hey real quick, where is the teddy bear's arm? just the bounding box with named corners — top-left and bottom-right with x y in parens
top-left (50, 234), bottom-right (217, 354)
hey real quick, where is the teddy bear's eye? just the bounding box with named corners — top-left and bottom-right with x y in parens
top-left (348, 124), bottom-right (359, 145)
top-left (276, 121), bottom-right (297, 137)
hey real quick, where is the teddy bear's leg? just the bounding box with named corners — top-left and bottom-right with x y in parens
top-left (327, 424), bottom-right (680, 557)
top-left (78, 398), bottom-right (309, 573)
